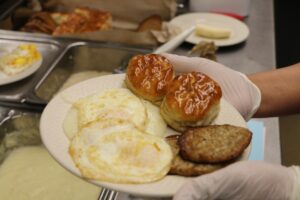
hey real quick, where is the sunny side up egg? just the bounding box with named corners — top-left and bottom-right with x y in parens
top-left (73, 88), bottom-right (147, 130)
top-left (69, 126), bottom-right (172, 183)
top-left (63, 88), bottom-right (167, 140)
top-left (63, 88), bottom-right (171, 183)
top-left (0, 44), bottom-right (41, 76)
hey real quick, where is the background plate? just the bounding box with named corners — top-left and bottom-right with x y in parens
top-left (170, 12), bottom-right (250, 46)
top-left (0, 59), bottom-right (42, 86)
top-left (40, 74), bottom-right (250, 197)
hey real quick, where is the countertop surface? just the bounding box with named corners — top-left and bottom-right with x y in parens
top-left (119, 0), bottom-right (280, 199)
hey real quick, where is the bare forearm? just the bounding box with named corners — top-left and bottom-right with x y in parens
top-left (248, 63), bottom-right (300, 117)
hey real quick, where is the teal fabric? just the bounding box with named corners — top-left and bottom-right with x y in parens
top-left (247, 120), bottom-right (265, 161)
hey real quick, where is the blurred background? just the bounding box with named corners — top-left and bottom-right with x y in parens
top-left (274, 0), bottom-right (300, 166)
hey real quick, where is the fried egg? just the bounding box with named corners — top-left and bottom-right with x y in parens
top-left (73, 88), bottom-right (147, 130)
top-left (64, 88), bottom-right (172, 183)
top-left (63, 97), bottom-right (168, 140)
top-left (63, 106), bottom-right (136, 140)
top-left (143, 100), bottom-right (167, 137)
top-left (69, 125), bottom-right (172, 183)
top-left (0, 44), bottom-right (41, 75)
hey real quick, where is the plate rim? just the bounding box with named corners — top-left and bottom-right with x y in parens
top-left (169, 12), bottom-right (250, 46)
top-left (40, 73), bottom-right (251, 197)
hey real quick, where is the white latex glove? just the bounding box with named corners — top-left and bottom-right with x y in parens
top-left (162, 54), bottom-right (261, 120)
top-left (173, 161), bottom-right (300, 200)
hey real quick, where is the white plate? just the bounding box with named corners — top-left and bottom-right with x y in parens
top-left (170, 12), bottom-right (250, 46)
top-left (40, 74), bottom-right (251, 198)
top-left (0, 59), bottom-right (42, 86)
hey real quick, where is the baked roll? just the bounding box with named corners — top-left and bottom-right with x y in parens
top-left (160, 72), bottom-right (222, 132)
top-left (125, 54), bottom-right (175, 103)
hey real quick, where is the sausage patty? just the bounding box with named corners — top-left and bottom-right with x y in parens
top-left (166, 135), bottom-right (224, 176)
top-left (179, 125), bottom-right (252, 163)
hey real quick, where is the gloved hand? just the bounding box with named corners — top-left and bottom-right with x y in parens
top-left (173, 161), bottom-right (300, 200)
top-left (162, 54), bottom-right (261, 120)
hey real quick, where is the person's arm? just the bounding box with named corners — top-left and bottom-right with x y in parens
top-left (249, 63), bottom-right (300, 117)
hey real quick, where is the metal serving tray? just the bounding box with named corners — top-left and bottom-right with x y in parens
top-left (0, 105), bottom-right (40, 141)
top-left (0, 104), bottom-right (104, 200)
top-left (0, 30), bottom-right (151, 106)
top-left (33, 41), bottom-right (150, 104)
top-left (0, 104), bottom-right (42, 166)
top-left (0, 0), bottom-right (153, 107)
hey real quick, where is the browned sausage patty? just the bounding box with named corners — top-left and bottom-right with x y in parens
top-left (166, 135), bottom-right (224, 176)
top-left (179, 125), bottom-right (252, 163)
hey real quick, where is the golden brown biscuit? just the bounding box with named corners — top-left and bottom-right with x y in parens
top-left (125, 54), bottom-right (175, 103)
top-left (179, 125), bottom-right (252, 163)
top-left (160, 72), bottom-right (222, 132)
top-left (166, 135), bottom-right (224, 176)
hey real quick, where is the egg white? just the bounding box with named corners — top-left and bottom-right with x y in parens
top-left (0, 44), bottom-right (41, 76)
top-left (143, 100), bottom-right (167, 137)
top-left (69, 125), bottom-right (172, 183)
top-left (64, 88), bottom-right (173, 183)
top-left (63, 89), bottom-right (168, 140)
top-left (63, 107), bottom-right (79, 140)
top-left (73, 88), bottom-right (147, 130)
